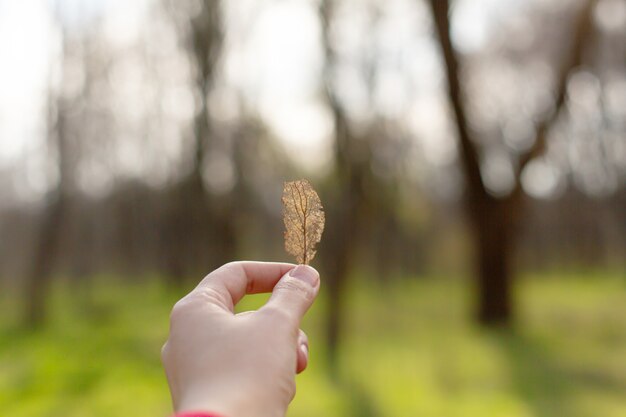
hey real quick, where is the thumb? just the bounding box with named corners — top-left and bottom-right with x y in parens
top-left (261, 265), bottom-right (320, 325)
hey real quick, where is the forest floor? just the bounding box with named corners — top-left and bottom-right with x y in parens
top-left (1, 271), bottom-right (625, 417)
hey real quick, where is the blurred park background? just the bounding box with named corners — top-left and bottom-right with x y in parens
top-left (0, 0), bottom-right (625, 416)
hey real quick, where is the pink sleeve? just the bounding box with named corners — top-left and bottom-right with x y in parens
top-left (174, 412), bottom-right (225, 417)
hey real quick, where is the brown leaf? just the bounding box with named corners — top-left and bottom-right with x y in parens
top-left (282, 179), bottom-right (325, 265)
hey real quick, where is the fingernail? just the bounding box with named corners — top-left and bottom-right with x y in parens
top-left (289, 265), bottom-right (319, 287)
top-left (300, 343), bottom-right (308, 358)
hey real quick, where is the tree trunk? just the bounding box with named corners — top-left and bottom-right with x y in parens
top-left (23, 43), bottom-right (71, 327)
top-left (472, 199), bottom-right (513, 324)
top-left (326, 246), bottom-right (349, 371)
top-left (23, 195), bottom-right (65, 327)
top-left (161, 0), bottom-right (230, 286)
top-left (325, 173), bottom-right (362, 371)
top-left (428, 0), bottom-right (594, 326)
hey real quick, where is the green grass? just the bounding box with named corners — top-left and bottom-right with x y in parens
top-left (1, 272), bottom-right (625, 417)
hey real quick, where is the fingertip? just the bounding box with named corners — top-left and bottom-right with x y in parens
top-left (288, 264), bottom-right (320, 289)
top-left (259, 265), bottom-right (320, 327)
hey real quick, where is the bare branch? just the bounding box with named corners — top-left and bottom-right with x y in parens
top-left (516, 0), bottom-right (596, 176)
top-left (428, 0), bottom-right (487, 200)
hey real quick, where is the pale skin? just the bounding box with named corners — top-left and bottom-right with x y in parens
top-left (161, 261), bottom-right (320, 417)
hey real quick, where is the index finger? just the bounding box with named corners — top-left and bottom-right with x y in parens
top-left (194, 261), bottom-right (296, 312)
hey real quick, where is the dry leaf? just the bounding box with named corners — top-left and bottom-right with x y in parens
top-left (282, 179), bottom-right (325, 265)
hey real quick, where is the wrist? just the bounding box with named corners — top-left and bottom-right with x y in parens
top-left (177, 389), bottom-right (284, 417)
top-left (176, 397), bottom-right (234, 417)
top-left (175, 413), bottom-right (226, 417)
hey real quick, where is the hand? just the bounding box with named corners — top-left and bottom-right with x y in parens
top-left (161, 261), bottom-right (320, 417)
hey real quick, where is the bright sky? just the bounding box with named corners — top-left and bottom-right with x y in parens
top-left (0, 1), bottom-right (52, 162)
top-left (5, 0), bottom-right (612, 203)
top-left (0, 0), bottom-right (500, 158)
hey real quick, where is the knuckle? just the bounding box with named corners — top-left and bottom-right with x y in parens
top-left (169, 287), bottom-right (227, 323)
top-left (262, 305), bottom-right (294, 324)
top-left (275, 278), bottom-right (315, 302)
top-left (298, 329), bottom-right (308, 343)
top-left (169, 296), bottom-right (199, 323)
top-left (260, 307), bottom-right (300, 339)
top-left (280, 378), bottom-right (296, 401)
top-left (219, 261), bottom-right (244, 275)
top-left (169, 299), bottom-right (190, 323)
top-left (195, 287), bottom-right (229, 307)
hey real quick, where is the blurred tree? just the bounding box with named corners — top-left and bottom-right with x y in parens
top-left (22, 18), bottom-right (74, 327)
top-left (161, 0), bottom-right (236, 286)
top-left (318, 0), bottom-right (425, 366)
top-left (319, 0), bottom-right (363, 368)
top-left (428, 0), bottom-right (596, 324)
top-left (319, 0), bottom-right (388, 369)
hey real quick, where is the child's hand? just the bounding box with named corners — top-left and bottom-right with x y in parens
top-left (161, 262), bottom-right (320, 417)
